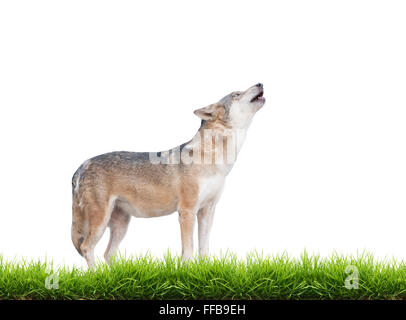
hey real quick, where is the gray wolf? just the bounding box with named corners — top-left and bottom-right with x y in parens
top-left (72, 83), bottom-right (265, 268)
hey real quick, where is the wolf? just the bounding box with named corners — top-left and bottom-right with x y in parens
top-left (72, 83), bottom-right (265, 267)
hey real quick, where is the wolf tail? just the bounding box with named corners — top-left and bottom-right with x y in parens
top-left (71, 169), bottom-right (87, 256)
top-left (71, 207), bottom-right (86, 256)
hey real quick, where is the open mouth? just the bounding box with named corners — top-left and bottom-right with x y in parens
top-left (250, 90), bottom-right (265, 103)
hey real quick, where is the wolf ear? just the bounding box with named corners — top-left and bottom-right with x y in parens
top-left (193, 103), bottom-right (223, 121)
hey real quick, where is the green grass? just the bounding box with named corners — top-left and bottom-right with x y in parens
top-left (1, 251), bottom-right (406, 300)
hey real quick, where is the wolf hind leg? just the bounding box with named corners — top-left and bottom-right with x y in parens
top-left (104, 207), bottom-right (131, 264)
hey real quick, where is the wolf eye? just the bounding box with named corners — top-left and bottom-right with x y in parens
top-left (232, 92), bottom-right (241, 98)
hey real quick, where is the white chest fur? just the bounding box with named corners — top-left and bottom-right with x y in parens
top-left (197, 173), bottom-right (225, 208)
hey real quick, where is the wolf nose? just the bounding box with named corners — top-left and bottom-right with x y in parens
top-left (256, 83), bottom-right (263, 88)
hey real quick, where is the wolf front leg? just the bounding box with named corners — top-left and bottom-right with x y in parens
top-left (178, 208), bottom-right (197, 261)
top-left (198, 204), bottom-right (216, 257)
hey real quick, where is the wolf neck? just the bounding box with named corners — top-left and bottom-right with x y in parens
top-left (189, 121), bottom-right (249, 176)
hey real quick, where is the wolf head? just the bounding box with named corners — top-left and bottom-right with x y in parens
top-left (194, 83), bottom-right (265, 129)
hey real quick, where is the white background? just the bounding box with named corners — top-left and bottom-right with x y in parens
top-left (0, 1), bottom-right (405, 268)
